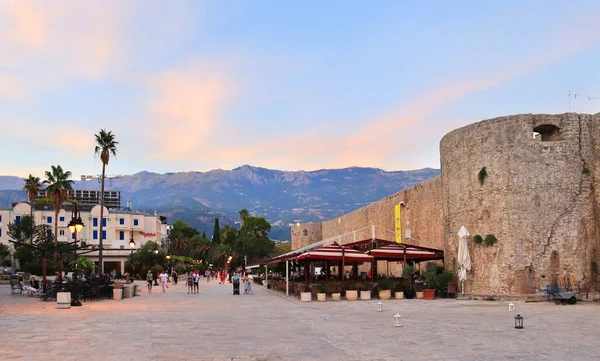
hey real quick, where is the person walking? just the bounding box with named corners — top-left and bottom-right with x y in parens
top-left (146, 270), bottom-right (153, 293)
top-left (193, 270), bottom-right (199, 294)
top-left (243, 272), bottom-right (253, 294)
top-left (187, 271), bottom-right (194, 294)
top-left (220, 270), bottom-right (226, 285)
top-left (159, 270), bottom-right (169, 293)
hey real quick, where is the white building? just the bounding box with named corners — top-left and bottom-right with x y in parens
top-left (0, 202), bottom-right (166, 275)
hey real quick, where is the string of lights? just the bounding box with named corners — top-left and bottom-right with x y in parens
top-left (568, 91), bottom-right (600, 111)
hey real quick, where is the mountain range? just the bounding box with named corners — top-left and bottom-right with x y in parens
top-left (0, 166), bottom-right (440, 240)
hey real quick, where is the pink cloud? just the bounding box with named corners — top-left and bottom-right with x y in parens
top-left (145, 62), bottom-right (233, 158)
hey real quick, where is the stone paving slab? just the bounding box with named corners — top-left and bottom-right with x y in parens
top-left (1, 281), bottom-right (599, 361)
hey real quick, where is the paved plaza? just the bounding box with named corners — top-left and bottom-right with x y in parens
top-left (1, 280), bottom-right (599, 361)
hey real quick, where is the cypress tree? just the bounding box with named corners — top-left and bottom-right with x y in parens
top-left (212, 218), bottom-right (221, 244)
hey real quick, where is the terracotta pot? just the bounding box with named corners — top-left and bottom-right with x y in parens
top-left (332, 293), bottom-right (341, 301)
top-left (423, 289), bottom-right (435, 300)
top-left (415, 291), bottom-right (424, 299)
top-left (345, 290), bottom-right (358, 301)
top-left (394, 291), bottom-right (404, 299)
top-left (317, 293), bottom-right (327, 302)
top-left (379, 289), bottom-right (391, 300)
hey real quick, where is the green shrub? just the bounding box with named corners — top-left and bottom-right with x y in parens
top-left (434, 270), bottom-right (454, 291)
top-left (377, 277), bottom-right (394, 290)
top-left (474, 234), bottom-right (484, 244)
top-left (479, 167), bottom-right (488, 184)
top-left (484, 234), bottom-right (497, 246)
top-left (317, 284), bottom-right (328, 293)
top-left (583, 167), bottom-right (591, 176)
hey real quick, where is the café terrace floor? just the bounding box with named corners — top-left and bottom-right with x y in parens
top-left (1, 280), bottom-right (599, 361)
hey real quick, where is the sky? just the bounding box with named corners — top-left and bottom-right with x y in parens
top-left (1, 0), bottom-right (599, 179)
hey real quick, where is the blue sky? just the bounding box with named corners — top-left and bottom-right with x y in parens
top-left (0, 1), bottom-right (599, 179)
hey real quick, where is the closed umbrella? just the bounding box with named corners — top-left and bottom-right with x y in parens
top-left (457, 226), bottom-right (471, 296)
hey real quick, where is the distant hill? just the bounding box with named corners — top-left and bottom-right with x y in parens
top-left (0, 166), bottom-right (440, 240)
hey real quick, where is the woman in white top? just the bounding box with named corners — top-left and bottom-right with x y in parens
top-left (159, 270), bottom-right (169, 293)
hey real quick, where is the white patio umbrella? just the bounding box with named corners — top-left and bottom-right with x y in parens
top-left (457, 226), bottom-right (471, 296)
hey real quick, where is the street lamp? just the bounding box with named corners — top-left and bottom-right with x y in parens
top-left (166, 254), bottom-right (172, 273)
top-left (68, 204), bottom-right (84, 279)
top-left (129, 228), bottom-right (135, 255)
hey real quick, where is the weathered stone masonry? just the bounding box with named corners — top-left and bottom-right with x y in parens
top-left (292, 113), bottom-right (600, 294)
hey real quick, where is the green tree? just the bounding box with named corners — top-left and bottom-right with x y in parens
top-left (168, 220), bottom-right (199, 256)
top-left (23, 174), bottom-right (42, 218)
top-left (238, 216), bottom-right (274, 263)
top-left (221, 224), bottom-right (238, 246)
top-left (94, 129), bottom-right (118, 274)
top-left (44, 165), bottom-right (74, 277)
top-left (212, 218), bottom-right (221, 244)
top-left (238, 208), bottom-right (249, 224)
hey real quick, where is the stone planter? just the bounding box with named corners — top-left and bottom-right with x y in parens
top-left (379, 289), bottom-right (392, 300)
top-left (57, 292), bottom-right (71, 309)
top-left (360, 290), bottom-right (372, 300)
top-left (113, 288), bottom-right (123, 300)
top-left (300, 292), bottom-right (312, 302)
top-left (345, 290), bottom-right (358, 301)
top-left (423, 289), bottom-right (436, 300)
top-left (123, 286), bottom-right (133, 298)
top-left (415, 291), bottom-right (424, 299)
top-left (394, 291), bottom-right (404, 299)
top-left (317, 293), bottom-right (327, 302)
top-left (332, 293), bottom-right (341, 301)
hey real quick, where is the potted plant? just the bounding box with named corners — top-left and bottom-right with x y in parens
top-left (402, 265), bottom-right (417, 299)
top-left (435, 269), bottom-right (454, 297)
top-left (113, 280), bottom-right (124, 300)
top-left (300, 282), bottom-right (312, 302)
top-left (394, 281), bottom-right (404, 299)
top-left (422, 266), bottom-right (437, 300)
top-left (316, 284), bottom-right (327, 302)
top-left (360, 283), bottom-right (372, 300)
top-left (331, 283), bottom-right (341, 301)
top-left (345, 282), bottom-right (358, 301)
top-left (378, 277), bottom-right (393, 300)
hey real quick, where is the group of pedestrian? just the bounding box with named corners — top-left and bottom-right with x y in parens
top-left (187, 270), bottom-right (200, 294)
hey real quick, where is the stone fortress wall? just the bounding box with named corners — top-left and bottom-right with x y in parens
top-left (292, 113), bottom-right (600, 295)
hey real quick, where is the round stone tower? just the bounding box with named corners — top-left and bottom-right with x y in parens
top-left (440, 113), bottom-right (600, 294)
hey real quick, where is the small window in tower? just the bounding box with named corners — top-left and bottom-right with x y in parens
top-left (532, 124), bottom-right (562, 141)
top-left (302, 229), bottom-right (308, 237)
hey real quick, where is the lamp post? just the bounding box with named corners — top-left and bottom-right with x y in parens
top-left (166, 254), bottom-right (171, 273)
top-left (68, 205), bottom-right (84, 280)
top-left (129, 228), bottom-right (135, 256)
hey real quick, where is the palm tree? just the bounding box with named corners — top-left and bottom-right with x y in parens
top-left (94, 129), bottom-right (118, 274)
top-left (44, 165), bottom-right (74, 277)
top-left (23, 174), bottom-right (42, 218)
top-left (238, 209), bottom-right (249, 224)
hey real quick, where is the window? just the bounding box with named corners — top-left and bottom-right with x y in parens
top-left (102, 231), bottom-right (106, 240)
top-left (59, 230), bottom-right (65, 236)
top-left (302, 229), bottom-right (308, 237)
top-left (47, 216), bottom-right (52, 224)
top-left (119, 231), bottom-right (124, 240)
top-left (16, 216), bottom-right (20, 223)
top-left (60, 216), bottom-right (64, 222)
top-left (120, 218), bottom-right (124, 225)
top-left (72, 233), bottom-right (75, 240)
top-left (93, 218), bottom-right (98, 227)
top-left (93, 230), bottom-right (98, 240)
top-left (0, 228), bottom-right (2, 237)
top-left (102, 218), bottom-right (106, 227)
top-left (0, 215), bottom-right (2, 222)
top-left (134, 219), bottom-right (139, 226)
